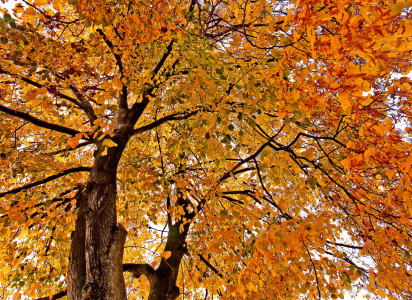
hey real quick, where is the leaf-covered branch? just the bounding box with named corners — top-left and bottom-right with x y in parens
top-left (133, 109), bottom-right (202, 136)
top-left (0, 104), bottom-right (81, 136)
top-left (0, 167), bottom-right (90, 198)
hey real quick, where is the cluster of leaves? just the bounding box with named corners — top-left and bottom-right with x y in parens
top-left (0, 0), bottom-right (412, 299)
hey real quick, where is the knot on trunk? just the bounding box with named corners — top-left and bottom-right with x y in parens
top-left (81, 282), bottom-right (100, 300)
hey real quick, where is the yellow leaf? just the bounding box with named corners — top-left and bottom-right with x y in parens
top-left (360, 97), bottom-right (373, 106)
top-left (101, 147), bottom-right (108, 156)
top-left (160, 251), bottom-right (171, 259)
top-left (37, 87), bottom-right (48, 94)
top-left (102, 139), bottom-right (118, 147)
top-left (391, 3), bottom-right (404, 15)
top-left (302, 147), bottom-right (315, 161)
top-left (391, 0), bottom-right (412, 15)
top-left (3, 266), bottom-right (11, 274)
top-left (150, 261), bottom-right (157, 269)
top-left (364, 147), bottom-right (375, 160)
top-left (381, 44), bottom-right (392, 51)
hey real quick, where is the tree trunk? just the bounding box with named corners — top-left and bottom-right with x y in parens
top-left (67, 190), bottom-right (86, 300)
top-left (148, 218), bottom-right (191, 300)
top-left (81, 157), bottom-right (127, 300)
top-left (67, 128), bottom-right (131, 300)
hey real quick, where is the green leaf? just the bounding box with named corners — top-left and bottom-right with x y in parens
top-left (307, 177), bottom-right (317, 190)
top-left (3, 14), bottom-right (12, 23)
top-left (85, 18), bottom-right (92, 28)
top-left (219, 210), bottom-right (228, 216)
top-left (1, 37), bottom-right (7, 45)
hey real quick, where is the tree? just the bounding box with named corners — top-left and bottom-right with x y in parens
top-left (0, 0), bottom-right (411, 299)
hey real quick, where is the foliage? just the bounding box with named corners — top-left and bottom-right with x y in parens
top-left (0, 0), bottom-right (412, 299)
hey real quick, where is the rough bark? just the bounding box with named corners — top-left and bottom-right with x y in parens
top-left (67, 120), bottom-right (134, 299)
top-left (67, 190), bottom-right (86, 300)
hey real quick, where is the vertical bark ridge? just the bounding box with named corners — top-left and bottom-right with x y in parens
top-left (67, 189), bottom-right (87, 300)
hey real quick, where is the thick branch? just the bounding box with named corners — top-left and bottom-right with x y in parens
top-left (0, 104), bottom-right (81, 136)
top-left (0, 167), bottom-right (90, 198)
top-left (123, 263), bottom-right (157, 284)
top-left (96, 29), bottom-right (124, 75)
top-left (69, 84), bottom-right (97, 123)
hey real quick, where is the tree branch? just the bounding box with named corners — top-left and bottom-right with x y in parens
top-left (69, 84), bottom-right (97, 124)
top-left (133, 109), bottom-right (201, 136)
top-left (44, 141), bottom-right (93, 156)
top-left (0, 167), bottom-right (90, 198)
top-left (0, 69), bottom-right (85, 109)
top-left (33, 290), bottom-right (67, 300)
top-left (152, 39), bottom-right (175, 77)
top-left (198, 254), bottom-right (225, 280)
top-left (326, 240), bottom-right (363, 250)
top-left (95, 28), bottom-right (128, 110)
top-left (123, 263), bottom-right (157, 284)
top-left (0, 104), bottom-right (81, 136)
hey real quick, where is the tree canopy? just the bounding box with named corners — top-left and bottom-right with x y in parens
top-left (0, 0), bottom-right (412, 299)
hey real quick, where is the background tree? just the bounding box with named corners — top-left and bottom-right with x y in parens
top-left (0, 0), bottom-right (412, 299)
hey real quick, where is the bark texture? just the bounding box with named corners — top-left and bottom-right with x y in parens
top-left (67, 191), bottom-right (86, 299)
top-left (67, 121), bottom-right (134, 300)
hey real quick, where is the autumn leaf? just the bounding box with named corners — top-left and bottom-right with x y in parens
top-left (160, 251), bottom-right (171, 259)
top-left (102, 139), bottom-right (118, 147)
top-left (0, 0), bottom-right (411, 299)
